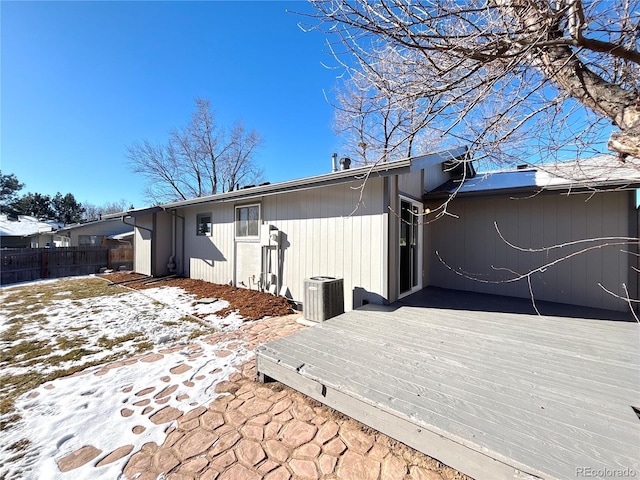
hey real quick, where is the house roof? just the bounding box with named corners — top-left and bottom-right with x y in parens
top-left (160, 156), bottom-right (417, 210)
top-left (106, 147), bottom-right (469, 217)
top-left (427, 155), bottom-right (640, 198)
top-left (58, 216), bottom-right (132, 233)
top-left (109, 231), bottom-right (134, 240)
top-left (0, 215), bottom-right (61, 237)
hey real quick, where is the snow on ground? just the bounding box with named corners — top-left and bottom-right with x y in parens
top-left (1, 283), bottom-right (219, 378)
top-left (2, 339), bottom-right (253, 480)
top-left (141, 286), bottom-right (244, 332)
top-left (0, 277), bottom-right (255, 480)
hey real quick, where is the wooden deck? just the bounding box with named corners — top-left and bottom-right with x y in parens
top-left (256, 288), bottom-right (640, 480)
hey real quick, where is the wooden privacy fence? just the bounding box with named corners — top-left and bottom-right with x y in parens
top-left (0, 245), bottom-right (134, 285)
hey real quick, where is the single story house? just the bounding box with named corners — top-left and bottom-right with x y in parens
top-left (0, 214), bottom-right (69, 248)
top-left (111, 148), bottom-right (640, 314)
top-left (58, 217), bottom-right (134, 247)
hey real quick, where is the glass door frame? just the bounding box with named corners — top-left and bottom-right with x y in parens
top-left (398, 195), bottom-right (423, 299)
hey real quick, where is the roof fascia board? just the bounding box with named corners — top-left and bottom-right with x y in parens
top-left (58, 217), bottom-right (122, 232)
top-left (103, 207), bottom-right (163, 220)
top-left (162, 160), bottom-right (413, 210)
top-left (410, 146), bottom-right (469, 172)
top-left (425, 181), bottom-right (640, 200)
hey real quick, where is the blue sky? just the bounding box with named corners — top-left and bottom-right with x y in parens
top-left (1, 1), bottom-right (342, 209)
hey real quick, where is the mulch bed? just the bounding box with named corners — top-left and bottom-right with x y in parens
top-left (99, 273), bottom-right (293, 321)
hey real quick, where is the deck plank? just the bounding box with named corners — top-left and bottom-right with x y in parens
top-left (263, 328), bottom-right (638, 438)
top-left (260, 335), bottom-right (636, 475)
top-left (256, 289), bottom-right (640, 480)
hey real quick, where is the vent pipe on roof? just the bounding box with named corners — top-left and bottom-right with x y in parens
top-left (340, 157), bottom-right (351, 170)
top-left (331, 153), bottom-right (338, 173)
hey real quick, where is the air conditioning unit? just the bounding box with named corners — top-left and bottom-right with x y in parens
top-left (303, 277), bottom-right (344, 322)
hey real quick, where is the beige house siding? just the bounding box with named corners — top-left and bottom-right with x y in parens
top-left (264, 177), bottom-right (387, 311)
top-left (64, 219), bottom-right (132, 246)
top-left (397, 171), bottom-right (423, 200)
top-left (427, 191), bottom-right (636, 311)
top-left (183, 204), bottom-right (234, 284)
top-left (179, 178), bottom-right (387, 311)
top-left (134, 214), bottom-right (153, 276)
top-left (154, 211), bottom-right (173, 277)
top-left (31, 233), bottom-right (68, 248)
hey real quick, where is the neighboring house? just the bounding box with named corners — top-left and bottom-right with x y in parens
top-left (58, 217), bottom-right (134, 247)
top-left (112, 149), bottom-right (640, 313)
top-left (0, 214), bottom-right (69, 248)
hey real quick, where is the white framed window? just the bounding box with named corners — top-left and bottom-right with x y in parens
top-left (196, 213), bottom-right (212, 236)
top-left (235, 204), bottom-right (260, 238)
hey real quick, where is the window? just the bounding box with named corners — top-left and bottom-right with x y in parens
top-left (196, 213), bottom-right (212, 236)
top-left (79, 235), bottom-right (99, 245)
top-left (235, 204), bottom-right (260, 238)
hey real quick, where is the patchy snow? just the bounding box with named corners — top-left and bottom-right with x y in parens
top-left (1, 339), bottom-right (253, 480)
top-left (1, 288), bottom-right (215, 379)
top-left (0, 277), bottom-right (255, 480)
top-left (141, 286), bottom-right (244, 332)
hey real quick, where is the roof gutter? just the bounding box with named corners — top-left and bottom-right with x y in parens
top-left (425, 181), bottom-right (640, 200)
top-left (121, 215), bottom-right (153, 234)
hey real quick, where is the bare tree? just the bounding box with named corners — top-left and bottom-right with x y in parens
top-left (82, 199), bottom-right (133, 222)
top-left (219, 121), bottom-right (264, 192)
top-left (332, 46), bottom-right (441, 165)
top-left (128, 98), bottom-right (264, 204)
top-left (307, 0), bottom-right (640, 164)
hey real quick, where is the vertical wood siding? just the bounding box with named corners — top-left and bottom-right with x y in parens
top-left (184, 204), bottom-right (235, 284)
top-left (398, 171), bottom-right (422, 199)
top-left (427, 191), bottom-right (634, 311)
top-left (179, 178), bottom-right (387, 311)
top-left (154, 211), bottom-right (173, 277)
top-left (134, 214), bottom-right (153, 276)
top-left (67, 220), bottom-right (132, 246)
top-left (264, 178), bottom-right (386, 311)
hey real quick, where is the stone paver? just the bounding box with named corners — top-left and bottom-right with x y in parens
top-left (174, 429), bottom-right (218, 460)
top-left (336, 450), bottom-right (380, 480)
top-left (57, 445), bottom-right (102, 472)
top-left (340, 424), bottom-right (375, 454)
top-left (315, 421), bottom-right (339, 444)
top-left (289, 458), bottom-right (319, 479)
top-left (96, 445), bottom-right (134, 467)
top-left (319, 454), bottom-right (337, 475)
top-left (279, 420), bottom-right (317, 449)
top-left (149, 406), bottom-right (183, 424)
top-left (235, 439), bottom-right (265, 466)
top-left (46, 313), bottom-right (465, 480)
top-left (382, 454), bottom-right (408, 479)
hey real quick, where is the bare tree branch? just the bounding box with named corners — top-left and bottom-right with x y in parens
top-left (307, 0), bottom-right (640, 160)
top-left (127, 98), bottom-right (264, 203)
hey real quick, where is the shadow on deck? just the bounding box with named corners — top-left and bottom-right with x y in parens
top-left (395, 286), bottom-right (635, 321)
top-left (256, 287), bottom-right (640, 480)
